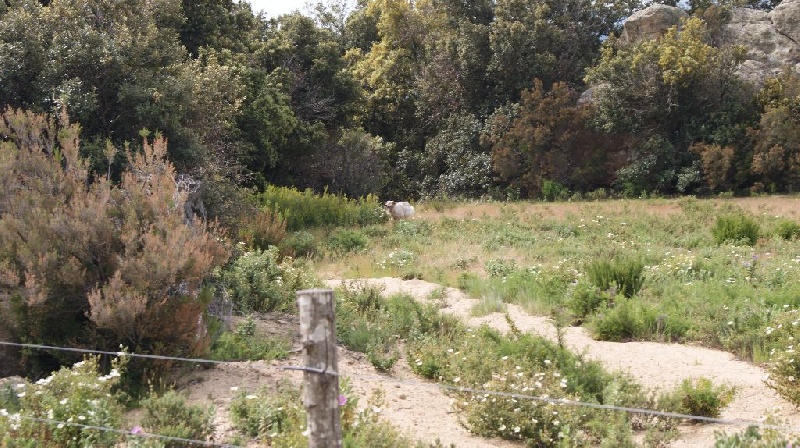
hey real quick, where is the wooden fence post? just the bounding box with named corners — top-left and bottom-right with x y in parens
top-left (297, 289), bottom-right (342, 448)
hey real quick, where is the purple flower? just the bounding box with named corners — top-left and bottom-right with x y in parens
top-left (338, 395), bottom-right (347, 406)
top-left (130, 426), bottom-right (143, 435)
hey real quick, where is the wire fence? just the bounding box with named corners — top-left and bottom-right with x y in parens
top-left (1, 338), bottom-right (798, 445)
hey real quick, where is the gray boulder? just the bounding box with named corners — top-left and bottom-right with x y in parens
top-left (622, 4), bottom-right (688, 43)
top-left (722, 2), bottom-right (800, 84)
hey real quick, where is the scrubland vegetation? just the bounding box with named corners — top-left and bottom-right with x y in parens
top-left (4, 0), bottom-right (800, 445)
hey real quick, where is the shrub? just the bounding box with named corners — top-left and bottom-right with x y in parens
top-left (588, 297), bottom-right (650, 342)
top-left (774, 219), bottom-right (800, 241)
top-left (140, 390), bottom-right (215, 447)
top-left (237, 208), bottom-right (287, 250)
top-left (712, 214), bottom-right (760, 246)
top-left (765, 309), bottom-right (800, 406)
top-left (541, 179), bottom-right (569, 202)
top-left (221, 246), bottom-right (317, 313)
top-left (0, 356), bottom-right (126, 448)
top-left (715, 424), bottom-right (799, 447)
top-left (229, 382), bottom-right (306, 443)
top-left (0, 109), bottom-right (229, 378)
top-left (283, 230), bottom-right (317, 258)
top-left (586, 258), bottom-right (645, 298)
top-left (327, 229), bottom-right (369, 256)
top-left (656, 378), bottom-right (734, 420)
top-left (258, 185), bottom-right (386, 230)
top-left (566, 284), bottom-right (611, 321)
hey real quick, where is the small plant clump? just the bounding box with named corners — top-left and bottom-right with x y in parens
top-left (140, 391), bottom-right (215, 447)
top-left (712, 214), bottom-right (760, 246)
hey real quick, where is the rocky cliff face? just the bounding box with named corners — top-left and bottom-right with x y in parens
top-left (622, 0), bottom-right (800, 84)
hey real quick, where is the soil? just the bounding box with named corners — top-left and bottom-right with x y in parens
top-left (177, 277), bottom-right (800, 447)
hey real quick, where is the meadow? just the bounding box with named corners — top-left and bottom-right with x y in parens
top-left (6, 194), bottom-right (800, 447)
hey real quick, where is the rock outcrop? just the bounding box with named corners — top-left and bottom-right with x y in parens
top-left (621, 0), bottom-right (800, 84)
top-left (623, 4), bottom-right (688, 42)
top-left (723, 2), bottom-right (800, 83)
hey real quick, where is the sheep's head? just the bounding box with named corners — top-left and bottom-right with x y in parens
top-left (384, 200), bottom-right (396, 208)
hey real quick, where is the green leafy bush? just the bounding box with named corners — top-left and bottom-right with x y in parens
top-left (712, 214), bottom-right (760, 246)
top-left (0, 356), bottom-right (126, 448)
top-left (327, 229), bottom-right (369, 256)
top-left (284, 231), bottom-right (318, 258)
top-left (259, 186), bottom-right (386, 230)
top-left (566, 284), bottom-right (611, 320)
top-left (587, 297), bottom-right (651, 342)
top-left (140, 391), bottom-right (215, 447)
top-left (586, 258), bottom-right (645, 298)
top-left (229, 382), bottom-right (306, 442)
top-left (541, 179), bottom-right (569, 202)
top-left (658, 378), bottom-right (734, 419)
top-left (221, 246), bottom-right (317, 313)
top-left (765, 309), bottom-right (800, 406)
top-left (774, 219), bottom-right (800, 241)
top-left (715, 424), bottom-right (799, 447)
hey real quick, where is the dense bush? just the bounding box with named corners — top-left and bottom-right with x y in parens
top-left (0, 356), bottom-right (127, 447)
top-left (209, 315), bottom-right (291, 362)
top-left (659, 378), bottom-right (734, 419)
top-left (220, 246), bottom-right (318, 313)
top-left (712, 214), bottom-right (760, 245)
top-left (0, 109), bottom-right (229, 377)
top-left (237, 208), bottom-right (288, 250)
top-left (140, 391), bottom-right (215, 447)
top-left (773, 218), bottom-right (800, 241)
top-left (326, 229), bottom-right (370, 256)
top-left (258, 186), bottom-right (387, 230)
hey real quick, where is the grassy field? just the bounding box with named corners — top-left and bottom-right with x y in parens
top-left (313, 196), bottom-right (800, 363)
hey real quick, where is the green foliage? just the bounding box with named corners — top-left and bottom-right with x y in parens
top-left (209, 316), bottom-right (291, 362)
top-left (140, 391), bottom-right (215, 448)
top-left (773, 219), bottom-right (800, 241)
top-left (229, 382), bottom-right (306, 442)
top-left (541, 179), bottom-right (570, 202)
top-left (765, 309), bottom-right (800, 406)
top-left (715, 424), bottom-right (800, 448)
top-left (407, 324), bottom-right (649, 445)
top-left (712, 214), bottom-right (760, 246)
top-left (660, 378), bottom-right (734, 419)
top-left (586, 258), bottom-right (645, 298)
top-left (566, 284), bottom-right (611, 321)
top-left (283, 231), bottom-right (318, 258)
top-left (220, 246), bottom-right (318, 313)
top-left (0, 356), bottom-right (126, 448)
top-left (587, 296), bottom-right (653, 342)
top-left (259, 185), bottom-right (386, 230)
top-left (327, 229), bottom-right (370, 256)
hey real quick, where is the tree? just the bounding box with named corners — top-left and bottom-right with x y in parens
top-left (489, 80), bottom-right (623, 198)
top-left (585, 17), bottom-right (755, 194)
top-left (750, 71), bottom-right (800, 191)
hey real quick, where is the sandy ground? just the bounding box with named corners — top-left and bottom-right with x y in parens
top-left (178, 277), bottom-right (800, 447)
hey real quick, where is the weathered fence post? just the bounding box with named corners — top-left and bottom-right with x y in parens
top-left (297, 289), bottom-right (342, 448)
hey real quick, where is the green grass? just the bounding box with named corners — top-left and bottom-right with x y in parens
top-left (314, 196), bottom-right (800, 362)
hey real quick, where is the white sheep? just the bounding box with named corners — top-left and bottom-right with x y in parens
top-left (384, 200), bottom-right (415, 220)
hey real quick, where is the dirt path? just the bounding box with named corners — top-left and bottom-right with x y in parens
top-left (325, 278), bottom-right (800, 447)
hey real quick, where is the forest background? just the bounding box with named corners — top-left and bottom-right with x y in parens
top-left (3, 0), bottom-right (799, 221)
